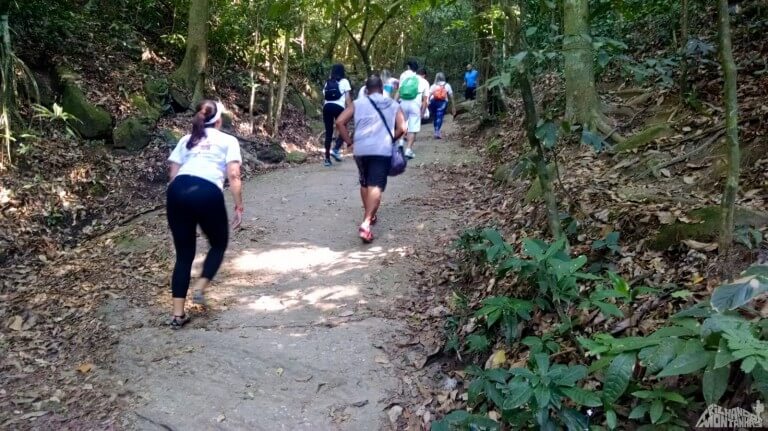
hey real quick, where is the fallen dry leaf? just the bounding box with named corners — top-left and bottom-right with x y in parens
top-left (77, 363), bottom-right (94, 374)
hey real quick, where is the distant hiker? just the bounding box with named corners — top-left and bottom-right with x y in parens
top-left (429, 72), bottom-right (456, 139)
top-left (323, 64), bottom-right (352, 166)
top-left (336, 75), bottom-right (406, 243)
top-left (397, 60), bottom-right (429, 159)
top-left (358, 70), bottom-right (397, 100)
top-left (382, 69), bottom-right (399, 98)
top-left (166, 100), bottom-right (243, 329)
top-left (417, 68), bottom-right (431, 122)
top-left (464, 63), bottom-right (479, 100)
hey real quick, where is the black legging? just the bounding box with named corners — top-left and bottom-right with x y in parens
top-left (322, 103), bottom-right (345, 160)
top-left (166, 175), bottom-right (229, 298)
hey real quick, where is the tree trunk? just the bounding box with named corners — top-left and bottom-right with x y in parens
top-left (171, 0), bottom-right (209, 107)
top-left (563, 0), bottom-right (600, 126)
top-left (273, 30), bottom-right (291, 137)
top-left (717, 0), bottom-right (740, 263)
top-left (679, 0), bottom-right (689, 96)
top-left (323, 18), bottom-right (343, 62)
top-left (0, 9), bottom-right (12, 166)
top-left (513, 0), bottom-right (561, 239)
top-left (249, 28), bottom-right (260, 134)
top-left (267, 38), bottom-right (275, 129)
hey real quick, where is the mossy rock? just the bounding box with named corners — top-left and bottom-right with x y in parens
top-left (287, 90), bottom-right (320, 119)
top-left (286, 151), bottom-right (308, 164)
top-left (129, 93), bottom-right (161, 122)
top-left (650, 206), bottom-right (768, 250)
top-left (113, 117), bottom-right (152, 151)
top-left (158, 128), bottom-right (182, 148)
top-left (59, 71), bottom-right (112, 139)
top-left (615, 123), bottom-right (673, 153)
top-left (144, 78), bottom-right (169, 107)
top-left (256, 142), bottom-right (287, 164)
top-left (169, 87), bottom-right (190, 111)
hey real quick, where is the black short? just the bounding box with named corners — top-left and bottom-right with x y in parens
top-left (465, 87), bottom-right (477, 100)
top-left (355, 155), bottom-right (391, 191)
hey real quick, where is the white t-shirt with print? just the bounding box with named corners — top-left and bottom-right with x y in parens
top-left (168, 128), bottom-right (242, 190)
top-left (324, 78), bottom-right (352, 108)
top-left (429, 82), bottom-right (454, 100)
top-left (398, 70), bottom-right (429, 101)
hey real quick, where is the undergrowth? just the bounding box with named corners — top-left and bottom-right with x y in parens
top-left (435, 228), bottom-right (768, 430)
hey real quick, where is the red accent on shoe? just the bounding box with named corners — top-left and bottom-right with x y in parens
top-left (359, 226), bottom-right (374, 243)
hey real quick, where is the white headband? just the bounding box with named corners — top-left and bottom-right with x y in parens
top-left (204, 102), bottom-right (226, 125)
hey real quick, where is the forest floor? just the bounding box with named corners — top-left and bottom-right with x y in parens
top-left (97, 119), bottom-right (477, 430)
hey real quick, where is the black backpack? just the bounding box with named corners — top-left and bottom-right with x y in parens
top-left (324, 79), bottom-right (342, 101)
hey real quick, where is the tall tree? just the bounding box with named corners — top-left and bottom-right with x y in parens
top-left (337, 0), bottom-right (404, 75)
top-left (172, 0), bottom-right (209, 106)
top-left (272, 29), bottom-right (291, 136)
top-left (717, 0), bottom-right (740, 260)
top-left (562, 0), bottom-right (613, 137)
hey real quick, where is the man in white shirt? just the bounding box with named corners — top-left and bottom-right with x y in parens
top-left (397, 60), bottom-right (429, 159)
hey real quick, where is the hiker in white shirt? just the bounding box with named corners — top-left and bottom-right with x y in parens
top-left (428, 72), bottom-right (457, 139)
top-left (166, 100), bottom-right (243, 329)
top-left (322, 64), bottom-right (352, 166)
top-left (396, 60), bottom-right (429, 159)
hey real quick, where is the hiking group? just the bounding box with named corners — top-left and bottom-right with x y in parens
top-left (162, 60), bottom-right (477, 328)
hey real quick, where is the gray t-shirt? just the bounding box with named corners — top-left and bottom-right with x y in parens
top-left (353, 93), bottom-right (400, 157)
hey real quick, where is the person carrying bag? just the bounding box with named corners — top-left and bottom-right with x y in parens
top-left (335, 75), bottom-right (407, 243)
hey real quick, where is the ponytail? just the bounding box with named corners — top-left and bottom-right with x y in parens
top-left (187, 100), bottom-right (218, 149)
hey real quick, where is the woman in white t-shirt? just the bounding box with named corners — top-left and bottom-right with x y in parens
top-left (166, 100), bottom-right (243, 329)
top-left (428, 72), bottom-right (457, 139)
top-left (322, 64), bottom-right (352, 166)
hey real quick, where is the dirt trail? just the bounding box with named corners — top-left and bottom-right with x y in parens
top-left (114, 119), bottom-right (475, 431)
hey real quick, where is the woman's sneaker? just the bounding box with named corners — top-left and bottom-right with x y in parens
top-left (404, 148), bottom-right (415, 159)
top-left (330, 149), bottom-right (343, 162)
top-left (324, 159), bottom-right (332, 167)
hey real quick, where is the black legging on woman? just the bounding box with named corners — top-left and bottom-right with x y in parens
top-left (322, 103), bottom-right (345, 160)
top-left (166, 175), bottom-right (229, 299)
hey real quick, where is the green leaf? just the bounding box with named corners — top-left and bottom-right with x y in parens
top-left (534, 353), bottom-right (550, 373)
top-left (656, 350), bottom-right (712, 377)
top-left (560, 386), bottom-right (602, 407)
top-left (639, 338), bottom-right (680, 374)
top-left (551, 365), bottom-right (587, 386)
top-left (534, 384), bottom-right (551, 408)
top-left (606, 409), bottom-right (618, 430)
top-left (502, 380), bottom-right (534, 409)
top-left (581, 128), bottom-right (608, 152)
top-left (631, 390), bottom-right (654, 399)
top-left (525, 26), bottom-right (537, 37)
top-left (485, 379), bottom-right (505, 408)
top-left (743, 265), bottom-right (768, 278)
top-left (535, 121), bottom-right (558, 149)
top-left (702, 366), bottom-right (730, 405)
top-left (603, 352), bottom-right (636, 403)
top-left (560, 408), bottom-right (589, 431)
top-left (466, 334), bottom-right (491, 353)
top-left (650, 399), bottom-right (664, 423)
top-left (742, 356), bottom-right (758, 373)
top-left (711, 277), bottom-right (768, 312)
top-left (671, 289), bottom-right (693, 299)
top-left (629, 403), bottom-right (649, 419)
top-left (522, 238), bottom-right (546, 260)
top-left (595, 301), bottom-right (624, 318)
top-left (715, 338), bottom-right (738, 369)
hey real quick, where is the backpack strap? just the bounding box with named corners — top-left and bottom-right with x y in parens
top-left (367, 97), bottom-right (396, 144)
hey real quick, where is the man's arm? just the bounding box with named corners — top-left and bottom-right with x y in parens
top-left (335, 105), bottom-right (355, 147)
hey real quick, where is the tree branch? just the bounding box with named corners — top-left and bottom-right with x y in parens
top-left (365, 0), bottom-right (406, 49)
